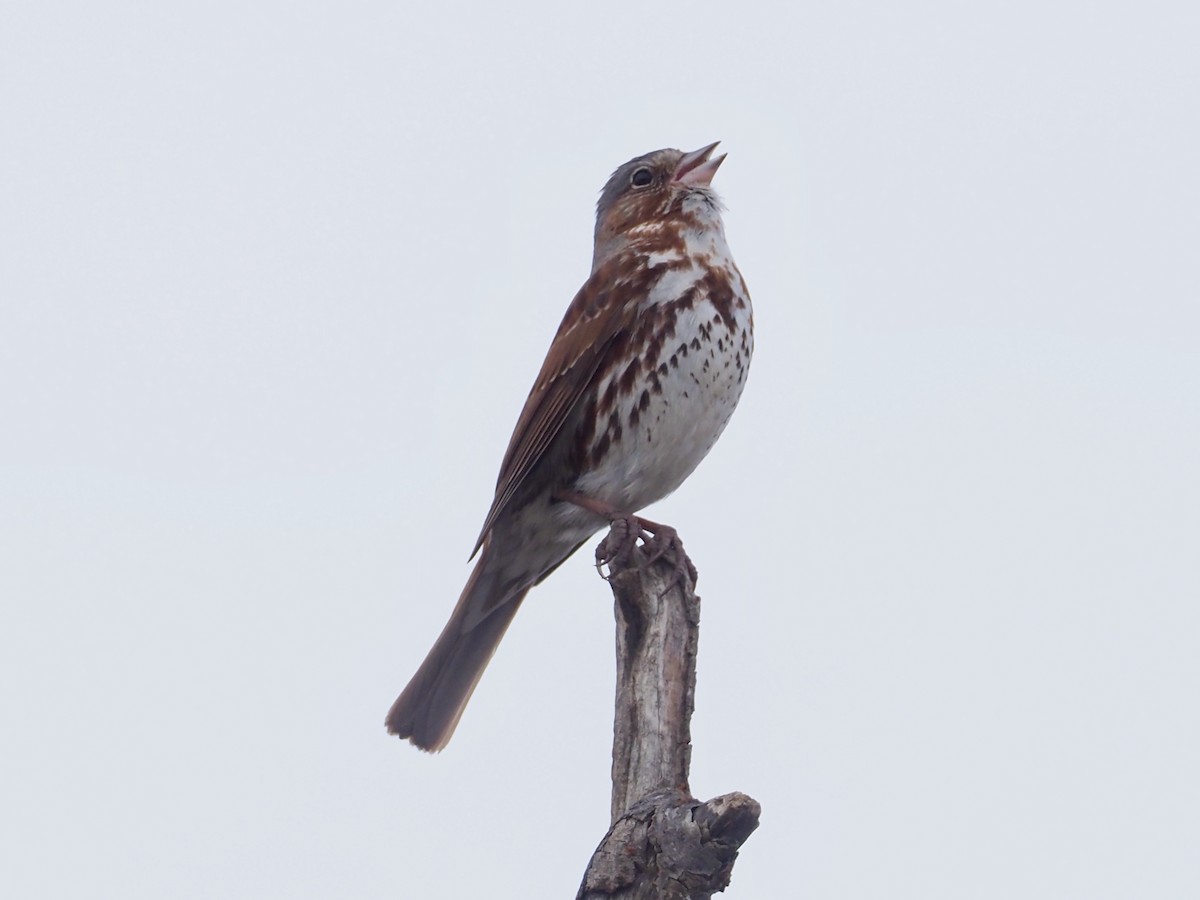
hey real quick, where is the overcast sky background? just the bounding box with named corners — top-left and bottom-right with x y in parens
top-left (2, 1), bottom-right (1198, 897)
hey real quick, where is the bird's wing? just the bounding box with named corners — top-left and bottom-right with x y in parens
top-left (470, 261), bottom-right (642, 557)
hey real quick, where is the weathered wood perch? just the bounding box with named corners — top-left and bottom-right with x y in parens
top-left (577, 535), bottom-right (761, 899)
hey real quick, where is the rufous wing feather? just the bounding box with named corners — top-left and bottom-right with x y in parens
top-left (471, 262), bottom-right (641, 557)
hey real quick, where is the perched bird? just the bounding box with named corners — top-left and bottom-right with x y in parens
top-left (386, 142), bottom-right (754, 751)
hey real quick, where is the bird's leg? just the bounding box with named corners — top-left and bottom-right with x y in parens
top-left (552, 490), bottom-right (651, 578)
top-left (553, 491), bottom-right (697, 589)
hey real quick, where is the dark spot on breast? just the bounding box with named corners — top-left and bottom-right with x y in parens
top-left (699, 265), bottom-right (741, 331)
top-left (590, 431), bottom-right (610, 466)
top-left (617, 359), bottom-right (641, 395)
top-left (570, 395), bottom-right (600, 470)
top-left (600, 378), bottom-right (618, 414)
top-left (578, 397), bottom-right (598, 445)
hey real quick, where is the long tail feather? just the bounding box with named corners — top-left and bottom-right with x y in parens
top-left (385, 546), bottom-right (526, 751)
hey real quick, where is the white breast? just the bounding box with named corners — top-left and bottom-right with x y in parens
top-left (576, 222), bottom-right (753, 513)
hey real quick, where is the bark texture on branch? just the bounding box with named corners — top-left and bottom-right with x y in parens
top-left (577, 540), bottom-right (760, 899)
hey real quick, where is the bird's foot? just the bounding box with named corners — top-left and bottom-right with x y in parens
top-left (594, 514), bottom-right (654, 580)
top-left (632, 517), bottom-right (698, 592)
top-left (553, 490), bottom-right (698, 590)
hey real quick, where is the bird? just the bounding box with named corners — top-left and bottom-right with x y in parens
top-left (386, 142), bottom-right (754, 751)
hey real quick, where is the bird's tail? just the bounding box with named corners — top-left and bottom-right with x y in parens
top-left (385, 544), bottom-right (526, 751)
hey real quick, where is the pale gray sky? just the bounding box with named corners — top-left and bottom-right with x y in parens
top-left (2, 1), bottom-right (1197, 897)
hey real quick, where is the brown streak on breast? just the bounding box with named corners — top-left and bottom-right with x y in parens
top-left (700, 264), bottom-right (740, 333)
top-left (617, 357), bottom-right (642, 397)
top-left (590, 430), bottom-right (610, 466)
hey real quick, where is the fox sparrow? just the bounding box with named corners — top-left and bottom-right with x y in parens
top-left (386, 142), bottom-right (754, 750)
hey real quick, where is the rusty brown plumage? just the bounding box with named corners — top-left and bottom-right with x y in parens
top-left (386, 142), bottom-right (754, 751)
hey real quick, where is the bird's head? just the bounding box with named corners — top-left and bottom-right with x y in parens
top-left (592, 141), bottom-right (726, 270)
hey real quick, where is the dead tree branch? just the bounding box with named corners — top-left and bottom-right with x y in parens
top-left (577, 539), bottom-right (760, 899)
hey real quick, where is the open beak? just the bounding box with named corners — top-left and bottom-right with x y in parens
top-left (672, 141), bottom-right (726, 186)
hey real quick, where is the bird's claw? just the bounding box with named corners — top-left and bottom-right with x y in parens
top-left (640, 522), bottom-right (699, 593)
top-left (595, 515), bottom-right (650, 579)
top-left (595, 515), bottom-right (697, 594)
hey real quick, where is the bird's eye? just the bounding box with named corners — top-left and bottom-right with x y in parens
top-left (630, 167), bottom-right (653, 188)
